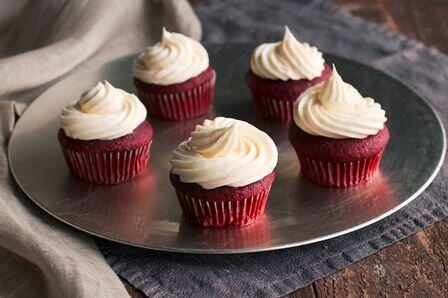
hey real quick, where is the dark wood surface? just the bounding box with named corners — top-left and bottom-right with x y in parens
top-left (293, 0), bottom-right (448, 296)
top-left (124, 1), bottom-right (448, 296)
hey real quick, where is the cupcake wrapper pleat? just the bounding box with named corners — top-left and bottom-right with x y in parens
top-left (174, 187), bottom-right (272, 228)
top-left (297, 150), bottom-right (385, 188)
top-left (246, 64), bottom-right (331, 124)
top-left (60, 143), bottom-right (151, 185)
top-left (137, 78), bottom-right (214, 121)
top-left (251, 93), bottom-right (294, 124)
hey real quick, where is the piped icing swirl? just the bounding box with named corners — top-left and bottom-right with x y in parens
top-left (293, 66), bottom-right (387, 139)
top-left (250, 26), bottom-right (325, 81)
top-left (60, 81), bottom-right (147, 140)
top-left (133, 28), bottom-right (209, 85)
top-left (171, 117), bottom-right (278, 189)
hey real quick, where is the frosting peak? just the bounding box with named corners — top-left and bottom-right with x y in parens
top-left (60, 81), bottom-right (147, 140)
top-left (133, 28), bottom-right (209, 85)
top-left (319, 66), bottom-right (361, 111)
top-left (188, 120), bottom-right (237, 158)
top-left (294, 66), bottom-right (387, 139)
top-left (171, 117), bottom-right (278, 189)
top-left (78, 81), bottom-right (123, 114)
top-left (250, 26), bottom-right (325, 81)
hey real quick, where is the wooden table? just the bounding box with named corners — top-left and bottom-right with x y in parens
top-left (125, 1), bottom-right (448, 296)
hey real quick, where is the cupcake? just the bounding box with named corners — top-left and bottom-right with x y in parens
top-left (133, 28), bottom-right (216, 121)
top-left (58, 81), bottom-right (153, 185)
top-left (289, 66), bottom-right (389, 188)
top-left (246, 26), bottom-right (332, 124)
top-left (170, 117), bottom-right (278, 228)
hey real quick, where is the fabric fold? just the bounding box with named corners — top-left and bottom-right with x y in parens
top-left (0, 0), bottom-right (201, 96)
top-left (0, 0), bottom-right (201, 297)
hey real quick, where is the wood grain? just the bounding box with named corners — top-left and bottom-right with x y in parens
top-left (332, 0), bottom-right (448, 53)
top-left (124, 1), bottom-right (448, 296)
top-left (289, 220), bottom-right (448, 298)
top-left (289, 0), bottom-right (448, 297)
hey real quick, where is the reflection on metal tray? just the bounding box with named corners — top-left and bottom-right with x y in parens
top-left (8, 44), bottom-right (446, 254)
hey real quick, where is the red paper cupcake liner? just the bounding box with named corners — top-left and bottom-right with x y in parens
top-left (297, 150), bottom-right (385, 188)
top-left (136, 74), bottom-right (215, 121)
top-left (173, 187), bottom-right (272, 228)
top-left (60, 143), bottom-right (151, 185)
top-left (252, 95), bottom-right (294, 124)
top-left (245, 64), bottom-right (332, 124)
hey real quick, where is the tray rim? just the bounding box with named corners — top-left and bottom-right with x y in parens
top-left (8, 43), bottom-right (447, 254)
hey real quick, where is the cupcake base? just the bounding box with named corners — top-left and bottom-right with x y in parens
top-left (297, 152), bottom-right (384, 188)
top-left (170, 172), bottom-right (275, 228)
top-left (58, 121), bottom-right (153, 185)
top-left (289, 124), bottom-right (390, 188)
top-left (245, 64), bottom-right (332, 124)
top-left (134, 67), bottom-right (216, 121)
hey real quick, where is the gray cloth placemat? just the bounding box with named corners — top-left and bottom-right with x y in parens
top-left (98, 0), bottom-right (448, 296)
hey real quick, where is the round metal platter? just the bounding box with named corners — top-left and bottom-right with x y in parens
top-left (8, 44), bottom-right (446, 254)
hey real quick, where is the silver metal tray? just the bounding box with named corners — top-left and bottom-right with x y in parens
top-left (8, 44), bottom-right (446, 254)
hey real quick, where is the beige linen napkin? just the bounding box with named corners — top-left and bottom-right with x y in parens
top-left (0, 0), bottom-right (201, 297)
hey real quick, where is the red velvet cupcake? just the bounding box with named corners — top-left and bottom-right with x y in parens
top-left (133, 28), bottom-right (215, 121)
top-left (246, 26), bottom-right (332, 124)
top-left (289, 125), bottom-right (389, 187)
top-left (289, 66), bottom-right (389, 187)
top-left (170, 172), bottom-right (275, 228)
top-left (170, 117), bottom-right (278, 228)
top-left (58, 81), bottom-right (152, 185)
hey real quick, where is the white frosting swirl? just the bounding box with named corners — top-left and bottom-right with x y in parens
top-left (133, 28), bottom-right (209, 85)
top-left (171, 117), bottom-right (278, 189)
top-left (60, 81), bottom-right (147, 140)
top-left (250, 26), bottom-right (325, 81)
top-left (294, 66), bottom-right (387, 139)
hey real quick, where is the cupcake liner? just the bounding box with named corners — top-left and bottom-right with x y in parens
top-left (297, 150), bottom-right (385, 188)
top-left (173, 187), bottom-right (272, 228)
top-left (136, 74), bottom-right (215, 121)
top-left (245, 64), bottom-right (332, 124)
top-left (252, 94), bottom-right (293, 124)
top-left (60, 143), bottom-right (151, 185)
